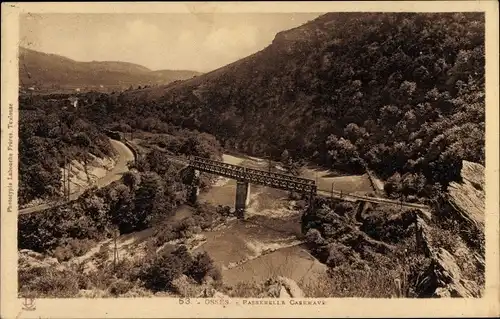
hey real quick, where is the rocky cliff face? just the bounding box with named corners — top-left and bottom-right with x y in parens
top-left (415, 218), bottom-right (482, 297)
top-left (413, 160), bottom-right (485, 297)
top-left (447, 160), bottom-right (485, 233)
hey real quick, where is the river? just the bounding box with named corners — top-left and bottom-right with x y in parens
top-left (186, 153), bottom-right (375, 288)
top-left (78, 152), bottom-right (375, 289)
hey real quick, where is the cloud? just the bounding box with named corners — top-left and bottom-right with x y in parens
top-left (166, 24), bottom-right (261, 71)
top-left (203, 25), bottom-right (259, 56)
top-left (125, 19), bottom-right (161, 43)
top-left (90, 19), bottom-right (168, 67)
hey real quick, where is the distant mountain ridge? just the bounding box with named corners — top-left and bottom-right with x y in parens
top-left (19, 47), bottom-right (202, 91)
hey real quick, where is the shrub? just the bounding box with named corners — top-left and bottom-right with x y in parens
top-left (385, 173), bottom-right (402, 198)
top-left (52, 238), bottom-right (96, 262)
top-left (216, 205), bottom-right (232, 217)
top-left (154, 224), bottom-right (180, 246)
top-left (19, 266), bottom-right (79, 298)
top-left (334, 202), bottom-right (355, 216)
top-left (428, 226), bottom-right (459, 252)
top-left (325, 243), bottom-right (358, 268)
top-left (360, 209), bottom-right (415, 244)
top-left (139, 246), bottom-right (193, 292)
top-left (139, 246), bottom-right (218, 293)
top-left (303, 251), bottom-right (430, 298)
top-left (224, 281), bottom-right (266, 298)
top-left (175, 217), bottom-right (196, 238)
top-left (74, 132), bottom-right (92, 147)
top-left (95, 244), bottom-right (110, 262)
top-left (305, 228), bottom-right (325, 246)
top-left (108, 278), bottom-right (134, 297)
top-left (188, 251), bottom-right (220, 283)
top-left (53, 246), bottom-right (74, 262)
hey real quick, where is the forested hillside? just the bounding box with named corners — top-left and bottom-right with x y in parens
top-left (19, 91), bottom-right (224, 206)
top-left (18, 95), bottom-right (116, 205)
top-left (19, 47), bottom-right (202, 92)
top-left (121, 12), bottom-right (484, 200)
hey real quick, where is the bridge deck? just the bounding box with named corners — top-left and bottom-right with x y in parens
top-left (190, 156), bottom-right (317, 194)
top-left (188, 156), bottom-right (430, 213)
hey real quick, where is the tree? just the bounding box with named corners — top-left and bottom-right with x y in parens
top-left (344, 123), bottom-right (363, 142)
top-left (281, 149), bottom-right (290, 166)
top-left (385, 172), bottom-right (402, 198)
top-left (146, 149), bottom-right (172, 175)
top-left (286, 159), bottom-right (304, 176)
top-left (109, 184), bottom-right (134, 232)
top-left (188, 251), bottom-right (219, 283)
top-left (305, 228), bottom-right (325, 246)
top-left (141, 246), bottom-right (192, 291)
top-left (74, 132), bottom-right (91, 147)
top-left (123, 171), bottom-right (140, 190)
top-left (401, 173), bottom-right (426, 196)
top-left (327, 135), bottom-right (365, 172)
top-left (133, 172), bottom-right (164, 228)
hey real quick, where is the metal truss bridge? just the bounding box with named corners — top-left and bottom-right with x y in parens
top-left (188, 156), bottom-right (317, 194)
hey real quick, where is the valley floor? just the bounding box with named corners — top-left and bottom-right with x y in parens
top-left (18, 152), bottom-right (484, 299)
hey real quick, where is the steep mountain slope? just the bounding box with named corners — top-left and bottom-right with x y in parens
top-left (19, 47), bottom-right (202, 91)
top-left (123, 12), bottom-right (484, 195)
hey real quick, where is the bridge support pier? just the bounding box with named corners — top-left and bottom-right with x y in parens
top-left (188, 185), bottom-right (200, 204)
top-left (188, 169), bottom-right (200, 204)
top-left (235, 180), bottom-right (250, 219)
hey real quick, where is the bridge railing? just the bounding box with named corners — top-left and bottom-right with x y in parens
top-left (189, 156), bottom-right (317, 194)
top-left (190, 156), bottom-right (315, 185)
top-left (316, 188), bottom-right (429, 210)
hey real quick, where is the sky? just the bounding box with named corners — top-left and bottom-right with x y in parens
top-left (20, 13), bottom-right (323, 72)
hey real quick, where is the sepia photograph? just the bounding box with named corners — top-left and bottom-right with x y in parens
top-left (1, 1), bottom-right (499, 318)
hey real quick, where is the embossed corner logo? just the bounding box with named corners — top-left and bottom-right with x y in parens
top-left (21, 297), bottom-right (36, 311)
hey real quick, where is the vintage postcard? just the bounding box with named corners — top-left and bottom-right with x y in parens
top-left (1, 1), bottom-right (499, 318)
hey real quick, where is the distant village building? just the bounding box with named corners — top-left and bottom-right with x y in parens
top-left (68, 96), bottom-right (79, 108)
top-left (75, 88), bottom-right (81, 92)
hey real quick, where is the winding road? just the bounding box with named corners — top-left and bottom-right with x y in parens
top-left (19, 139), bottom-right (135, 215)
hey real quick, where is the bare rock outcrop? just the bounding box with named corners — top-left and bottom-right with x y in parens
top-left (416, 248), bottom-right (480, 298)
top-left (415, 217), bottom-right (482, 297)
top-left (276, 276), bottom-right (305, 298)
top-left (447, 160), bottom-right (484, 233)
top-left (258, 277), bottom-right (305, 298)
top-left (412, 160), bottom-right (485, 297)
top-left (212, 290), bottom-right (230, 298)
